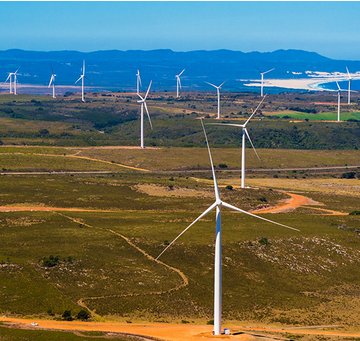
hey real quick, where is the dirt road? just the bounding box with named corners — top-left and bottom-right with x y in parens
top-left (2, 318), bottom-right (360, 341)
top-left (251, 191), bottom-right (348, 215)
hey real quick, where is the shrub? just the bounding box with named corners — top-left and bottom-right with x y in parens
top-left (349, 211), bottom-right (360, 216)
top-left (42, 255), bottom-right (60, 268)
top-left (258, 237), bottom-right (269, 246)
top-left (258, 196), bottom-right (267, 202)
top-left (62, 310), bottom-right (73, 321)
top-left (225, 185), bottom-right (233, 190)
top-left (76, 309), bottom-right (90, 320)
top-left (218, 164), bottom-right (228, 168)
top-left (206, 319), bottom-right (214, 325)
top-left (341, 171), bottom-right (356, 179)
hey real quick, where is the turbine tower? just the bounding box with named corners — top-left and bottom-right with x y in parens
top-left (205, 80), bottom-right (226, 119)
top-left (137, 81), bottom-right (153, 149)
top-left (156, 119), bottom-right (298, 336)
top-left (5, 72), bottom-right (15, 94)
top-left (13, 69), bottom-right (19, 95)
top-left (136, 70), bottom-right (142, 94)
top-left (75, 61), bottom-right (89, 102)
top-left (346, 67), bottom-right (352, 105)
top-left (175, 69), bottom-right (185, 98)
top-left (48, 66), bottom-right (57, 99)
top-left (256, 67), bottom-right (274, 97)
top-left (212, 96), bottom-right (266, 188)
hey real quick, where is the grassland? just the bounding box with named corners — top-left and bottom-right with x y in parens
top-left (0, 91), bottom-right (359, 337)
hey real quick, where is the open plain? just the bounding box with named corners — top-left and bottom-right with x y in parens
top-left (0, 91), bottom-right (359, 340)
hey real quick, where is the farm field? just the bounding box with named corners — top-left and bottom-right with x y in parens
top-left (0, 91), bottom-right (359, 340)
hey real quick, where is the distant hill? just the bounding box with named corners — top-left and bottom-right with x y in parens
top-left (0, 48), bottom-right (359, 93)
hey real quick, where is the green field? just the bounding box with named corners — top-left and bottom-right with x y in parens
top-left (273, 111), bottom-right (360, 121)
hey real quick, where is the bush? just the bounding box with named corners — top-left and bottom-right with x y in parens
top-left (258, 237), bottom-right (269, 246)
top-left (349, 211), bottom-right (360, 216)
top-left (225, 185), bottom-right (233, 190)
top-left (341, 171), bottom-right (356, 179)
top-left (206, 319), bottom-right (214, 325)
top-left (218, 164), bottom-right (228, 168)
top-left (42, 255), bottom-right (60, 268)
top-left (62, 310), bottom-right (73, 321)
top-left (258, 196), bottom-right (267, 202)
top-left (76, 309), bottom-right (90, 320)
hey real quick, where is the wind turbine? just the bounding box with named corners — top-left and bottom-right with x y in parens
top-left (75, 60), bottom-right (89, 102)
top-left (346, 67), bottom-right (352, 105)
top-left (211, 96), bottom-right (266, 188)
top-left (136, 69), bottom-right (142, 94)
top-left (5, 72), bottom-right (14, 94)
top-left (48, 66), bottom-right (57, 99)
top-left (156, 119), bottom-right (298, 336)
top-left (13, 69), bottom-right (19, 95)
top-left (256, 67), bottom-right (274, 97)
top-left (205, 80), bottom-right (226, 119)
top-left (137, 81), bottom-right (153, 149)
top-left (334, 81), bottom-right (351, 122)
top-left (175, 69), bottom-right (185, 98)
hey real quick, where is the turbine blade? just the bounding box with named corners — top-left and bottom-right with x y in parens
top-left (205, 81), bottom-right (217, 88)
top-left (179, 69), bottom-right (185, 76)
top-left (51, 65), bottom-right (54, 76)
top-left (5, 74), bottom-right (10, 82)
top-left (83, 60), bottom-right (85, 76)
top-left (208, 123), bottom-right (244, 128)
top-left (200, 119), bottom-right (220, 202)
top-left (219, 80), bottom-right (227, 88)
top-left (222, 202), bottom-right (300, 232)
top-left (178, 77), bottom-right (182, 89)
top-left (144, 102), bottom-right (153, 129)
top-left (255, 66), bottom-right (261, 73)
top-left (75, 76), bottom-right (82, 84)
top-left (336, 81), bottom-right (341, 91)
top-left (245, 128), bottom-right (261, 161)
top-left (263, 68), bottom-right (275, 75)
top-left (144, 80), bottom-right (152, 99)
top-left (48, 76), bottom-right (53, 87)
top-left (137, 93), bottom-right (144, 100)
top-left (156, 202), bottom-right (217, 260)
top-left (244, 95), bottom-right (267, 126)
top-left (346, 66), bottom-right (351, 79)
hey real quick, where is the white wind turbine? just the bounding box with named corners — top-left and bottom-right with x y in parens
top-left (334, 81), bottom-right (355, 122)
top-left (256, 67), bottom-right (274, 97)
top-left (137, 81), bottom-right (153, 149)
top-left (48, 66), bottom-right (57, 99)
top-left (212, 96), bottom-right (266, 188)
top-left (136, 70), bottom-right (142, 94)
top-left (5, 73), bottom-right (14, 94)
top-left (156, 119), bottom-right (299, 336)
top-left (75, 60), bottom-right (89, 102)
top-left (205, 80), bottom-right (226, 119)
top-left (346, 67), bottom-right (352, 105)
top-left (13, 69), bottom-right (19, 95)
top-left (175, 69), bottom-right (185, 98)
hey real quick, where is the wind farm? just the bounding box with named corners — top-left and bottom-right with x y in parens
top-left (1, 1), bottom-right (360, 338)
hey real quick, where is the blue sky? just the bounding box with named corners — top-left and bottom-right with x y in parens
top-left (1, 1), bottom-right (360, 60)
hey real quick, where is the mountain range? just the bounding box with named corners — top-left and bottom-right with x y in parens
top-left (1, 49), bottom-right (360, 93)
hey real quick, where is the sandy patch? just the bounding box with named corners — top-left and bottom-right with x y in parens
top-left (134, 183), bottom-right (212, 198)
top-left (242, 77), bottom-right (342, 91)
